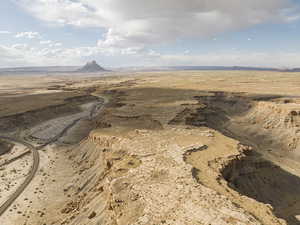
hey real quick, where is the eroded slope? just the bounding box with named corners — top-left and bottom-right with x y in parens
top-left (44, 87), bottom-right (291, 225)
top-left (2, 72), bottom-right (300, 225)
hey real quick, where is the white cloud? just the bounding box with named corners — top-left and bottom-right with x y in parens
top-left (40, 40), bottom-right (63, 48)
top-left (0, 44), bottom-right (87, 67)
top-left (15, 0), bottom-right (299, 51)
top-left (54, 42), bottom-right (62, 46)
top-left (11, 43), bottom-right (29, 50)
top-left (0, 31), bottom-right (11, 34)
top-left (40, 40), bottom-right (52, 45)
top-left (1, 41), bottom-right (300, 68)
top-left (15, 31), bottom-right (41, 39)
top-left (148, 49), bottom-right (161, 57)
top-left (184, 50), bottom-right (190, 55)
top-left (3, 1), bottom-right (300, 68)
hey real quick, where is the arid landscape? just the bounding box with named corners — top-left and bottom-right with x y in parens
top-left (0, 71), bottom-right (299, 225)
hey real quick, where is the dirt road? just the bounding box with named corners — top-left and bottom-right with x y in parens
top-left (0, 136), bottom-right (39, 216)
top-left (0, 98), bottom-right (105, 217)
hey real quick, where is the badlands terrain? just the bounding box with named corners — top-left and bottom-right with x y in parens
top-left (0, 71), bottom-right (300, 225)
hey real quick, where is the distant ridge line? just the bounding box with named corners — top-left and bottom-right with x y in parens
top-left (0, 65), bottom-right (299, 73)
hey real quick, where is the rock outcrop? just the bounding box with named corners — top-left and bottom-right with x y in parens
top-left (77, 61), bottom-right (106, 73)
top-left (244, 101), bottom-right (300, 156)
top-left (59, 128), bottom-right (275, 225)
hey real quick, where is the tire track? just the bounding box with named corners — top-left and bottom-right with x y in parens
top-left (0, 97), bottom-right (105, 217)
top-left (0, 137), bottom-right (39, 217)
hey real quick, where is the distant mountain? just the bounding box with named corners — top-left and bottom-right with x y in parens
top-left (116, 65), bottom-right (300, 72)
top-left (77, 60), bottom-right (106, 73)
top-left (283, 68), bottom-right (300, 72)
top-left (114, 66), bottom-right (281, 72)
top-left (165, 66), bottom-right (280, 71)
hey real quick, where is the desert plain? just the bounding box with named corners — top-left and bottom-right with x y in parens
top-left (0, 71), bottom-right (300, 225)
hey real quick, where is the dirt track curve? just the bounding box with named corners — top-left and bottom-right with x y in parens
top-left (0, 98), bottom-right (105, 217)
top-left (0, 136), bottom-right (39, 217)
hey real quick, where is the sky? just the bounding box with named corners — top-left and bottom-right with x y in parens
top-left (1, 0), bottom-right (300, 68)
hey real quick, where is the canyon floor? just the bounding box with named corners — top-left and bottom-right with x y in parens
top-left (0, 71), bottom-right (300, 225)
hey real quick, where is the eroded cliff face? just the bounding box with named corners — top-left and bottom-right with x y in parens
top-left (190, 92), bottom-right (300, 160)
top-left (220, 149), bottom-right (300, 225)
top-left (60, 129), bottom-right (276, 225)
top-left (0, 139), bottom-right (14, 155)
top-left (182, 92), bottom-right (300, 224)
top-left (54, 89), bottom-right (289, 225)
top-left (244, 101), bottom-right (300, 157)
